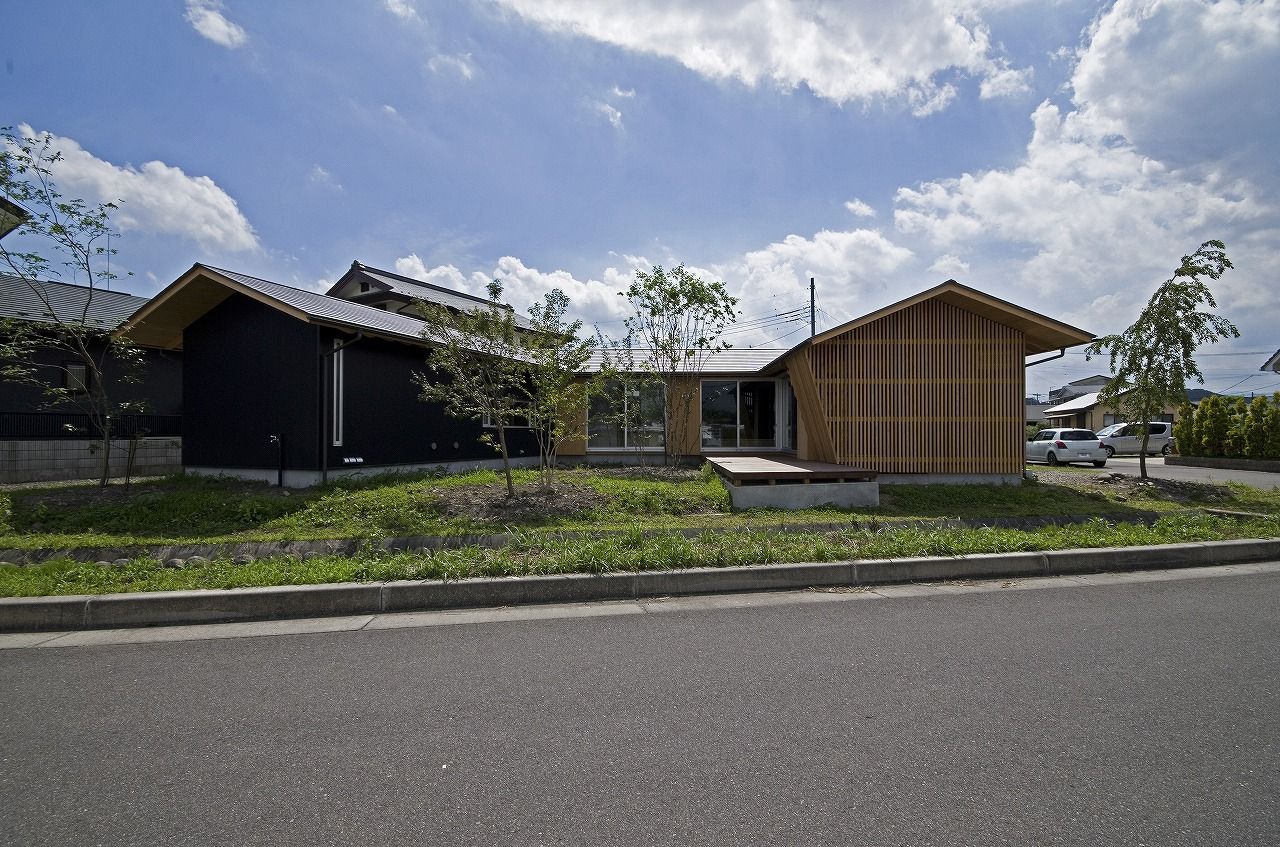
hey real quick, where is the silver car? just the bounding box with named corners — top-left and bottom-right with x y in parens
top-left (1095, 422), bottom-right (1173, 457)
top-left (1026, 428), bottom-right (1109, 467)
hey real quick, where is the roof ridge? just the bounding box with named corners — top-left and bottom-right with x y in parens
top-left (352, 261), bottom-right (505, 310)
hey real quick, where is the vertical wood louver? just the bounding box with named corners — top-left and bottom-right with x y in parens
top-left (803, 298), bottom-right (1025, 474)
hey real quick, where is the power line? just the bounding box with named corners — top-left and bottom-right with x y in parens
top-left (750, 324), bottom-right (807, 348)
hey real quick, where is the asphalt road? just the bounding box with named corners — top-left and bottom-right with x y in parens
top-left (3, 570), bottom-right (1279, 846)
top-left (1093, 456), bottom-right (1280, 489)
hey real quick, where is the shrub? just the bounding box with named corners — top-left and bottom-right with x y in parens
top-left (1199, 396), bottom-right (1231, 457)
top-left (1244, 396), bottom-right (1270, 459)
top-left (0, 492), bottom-right (10, 534)
top-left (1172, 402), bottom-right (1195, 456)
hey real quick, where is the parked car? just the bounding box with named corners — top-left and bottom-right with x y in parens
top-left (1026, 428), bottom-right (1108, 467)
top-left (1094, 422), bottom-right (1173, 457)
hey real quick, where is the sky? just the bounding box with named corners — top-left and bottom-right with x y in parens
top-left (5, 0), bottom-right (1278, 399)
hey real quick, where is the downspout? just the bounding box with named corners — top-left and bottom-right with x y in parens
top-left (319, 330), bottom-right (365, 485)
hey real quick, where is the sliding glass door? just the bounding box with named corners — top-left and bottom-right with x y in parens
top-left (701, 379), bottom-right (779, 449)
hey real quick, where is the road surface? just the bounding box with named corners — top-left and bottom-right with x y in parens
top-left (1104, 455), bottom-right (1279, 488)
top-left (3, 566), bottom-right (1278, 846)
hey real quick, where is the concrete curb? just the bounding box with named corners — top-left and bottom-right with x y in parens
top-left (2, 537), bottom-right (1277, 633)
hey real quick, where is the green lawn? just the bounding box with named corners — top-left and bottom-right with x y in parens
top-left (2, 466), bottom-right (1277, 597)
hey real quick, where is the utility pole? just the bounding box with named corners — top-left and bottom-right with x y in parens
top-left (809, 277), bottom-right (816, 337)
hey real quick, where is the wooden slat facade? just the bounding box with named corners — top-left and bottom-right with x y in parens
top-left (802, 298), bottom-right (1025, 474)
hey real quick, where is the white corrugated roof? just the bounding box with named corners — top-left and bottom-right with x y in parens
top-left (1044, 391), bottom-right (1101, 415)
top-left (581, 348), bottom-right (789, 375)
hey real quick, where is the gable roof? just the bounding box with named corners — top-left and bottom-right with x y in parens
top-left (0, 274), bottom-right (150, 329)
top-left (1263, 349), bottom-right (1280, 372)
top-left (759, 280), bottom-right (1094, 373)
top-left (327, 261), bottom-right (533, 329)
top-left (121, 264), bottom-right (456, 350)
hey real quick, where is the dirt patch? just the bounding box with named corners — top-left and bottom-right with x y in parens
top-left (1034, 469), bottom-right (1233, 505)
top-left (428, 482), bottom-right (603, 523)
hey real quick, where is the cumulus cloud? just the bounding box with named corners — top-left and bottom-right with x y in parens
top-left (610, 85), bottom-right (636, 98)
top-left (891, 0), bottom-right (1277, 343)
top-left (428, 52), bottom-right (476, 79)
top-left (492, 0), bottom-right (1030, 112)
top-left (184, 0), bottom-right (247, 49)
top-left (16, 125), bottom-right (259, 253)
top-left (927, 254), bottom-right (970, 277)
top-left (844, 199), bottom-right (876, 218)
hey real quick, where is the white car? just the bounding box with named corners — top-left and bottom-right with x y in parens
top-left (1095, 422), bottom-right (1173, 457)
top-left (1026, 428), bottom-right (1108, 467)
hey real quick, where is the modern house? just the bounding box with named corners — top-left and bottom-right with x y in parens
top-left (1048, 374), bottom-right (1110, 404)
top-left (564, 281), bottom-right (1093, 482)
top-left (1263, 350), bottom-right (1280, 374)
top-left (119, 263), bottom-right (541, 486)
top-left (122, 266), bottom-right (1094, 486)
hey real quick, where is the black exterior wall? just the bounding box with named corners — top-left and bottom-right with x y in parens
top-left (0, 342), bottom-right (182, 416)
top-left (324, 332), bottom-right (539, 469)
top-left (183, 292), bottom-right (538, 473)
top-left (183, 294), bottom-right (320, 470)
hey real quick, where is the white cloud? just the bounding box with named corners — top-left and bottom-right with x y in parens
top-left (16, 125), bottom-right (259, 253)
top-left (978, 62), bottom-right (1032, 99)
top-left (308, 165), bottom-right (343, 192)
top-left (592, 100), bottom-right (624, 130)
top-left (927, 254), bottom-right (969, 277)
top-left (384, 0), bottom-right (421, 22)
top-left (891, 0), bottom-right (1277, 345)
top-left (844, 199), bottom-right (876, 218)
top-left (492, 0), bottom-right (1030, 112)
top-left (610, 85), bottom-right (636, 98)
top-left (428, 52), bottom-right (476, 79)
top-left (184, 1), bottom-right (247, 49)
top-left (383, 104), bottom-right (399, 117)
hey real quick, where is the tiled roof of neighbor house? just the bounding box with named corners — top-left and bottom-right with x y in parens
top-left (581, 348), bottom-right (789, 375)
top-left (1067, 374), bottom-right (1110, 385)
top-left (1262, 349), bottom-right (1280, 372)
top-left (205, 266), bottom-right (442, 343)
top-left (0, 274), bottom-right (150, 329)
top-left (332, 262), bottom-right (534, 330)
top-left (1043, 391), bottom-right (1101, 415)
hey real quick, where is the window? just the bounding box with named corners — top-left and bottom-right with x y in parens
top-left (1102, 413), bottom-right (1121, 427)
top-left (331, 340), bottom-right (344, 446)
top-left (587, 380), bottom-right (665, 450)
top-left (701, 380), bottom-right (778, 449)
top-left (358, 281), bottom-right (371, 293)
top-left (62, 361), bottom-right (89, 393)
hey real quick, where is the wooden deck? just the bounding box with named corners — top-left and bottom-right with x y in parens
top-left (706, 454), bottom-right (877, 486)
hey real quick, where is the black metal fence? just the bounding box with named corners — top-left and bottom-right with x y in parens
top-left (0, 412), bottom-right (182, 439)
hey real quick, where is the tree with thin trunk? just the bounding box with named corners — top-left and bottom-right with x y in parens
top-left (0, 127), bottom-right (146, 488)
top-left (522, 288), bottom-right (596, 489)
top-left (1086, 240), bottom-right (1239, 479)
top-left (414, 280), bottom-right (530, 498)
top-left (621, 264), bottom-right (737, 466)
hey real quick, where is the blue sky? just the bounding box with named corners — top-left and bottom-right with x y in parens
top-left (6, 0), bottom-right (1278, 398)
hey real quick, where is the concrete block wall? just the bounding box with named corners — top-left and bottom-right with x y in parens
top-left (0, 437), bottom-right (182, 484)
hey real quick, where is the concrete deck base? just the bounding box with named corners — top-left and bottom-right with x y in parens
top-left (724, 479), bottom-right (879, 510)
top-left (877, 473), bottom-right (1023, 486)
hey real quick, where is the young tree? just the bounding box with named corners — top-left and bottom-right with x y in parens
top-left (0, 127), bottom-right (146, 488)
top-left (414, 281), bottom-right (528, 497)
top-left (1086, 240), bottom-right (1239, 479)
top-left (621, 264), bottom-right (737, 466)
top-left (522, 288), bottom-right (595, 489)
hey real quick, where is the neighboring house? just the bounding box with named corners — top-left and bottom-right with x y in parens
top-left (123, 269), bottom-right (1093, 486)
top-left (1025, 401), bottom-right (1051, 425)
top-left (325, 260), bottom-right (534, 328)
top-left (1041, 390), bottom-right (1187, 432)
top-left (1047, 374), bottom-right (1110, 404)
top-left (0, 274), bottom-right (183, 422)
top-left (1263, 349), bottom-right (1280, 373)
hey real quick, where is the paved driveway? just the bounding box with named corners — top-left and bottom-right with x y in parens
top-left (1104, 456), bottom-right (1280, 489)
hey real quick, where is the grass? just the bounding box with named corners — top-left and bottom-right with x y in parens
top-left (2, 512), bottom-right (1276, 597)
top-left (1, 464), bottom-right (1276, 553)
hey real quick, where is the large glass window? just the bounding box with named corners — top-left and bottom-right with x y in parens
top-left (588, 379), bottom-right (665, 450)
top-left (701, 380), bottom-right (778, 449)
